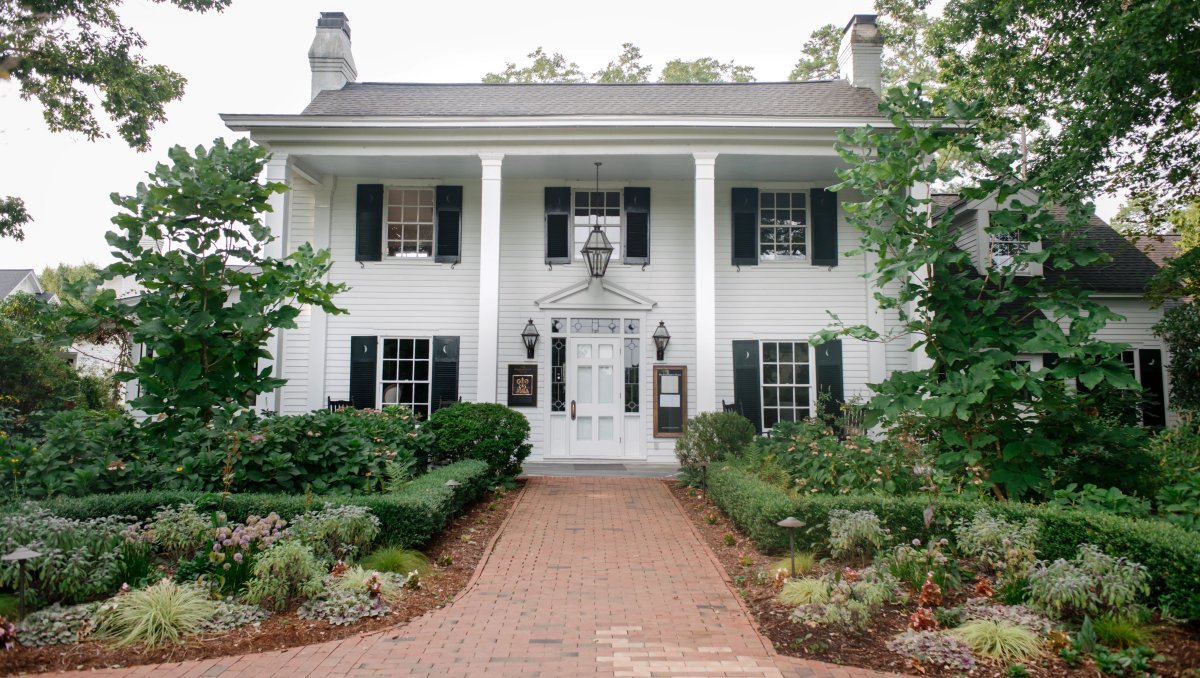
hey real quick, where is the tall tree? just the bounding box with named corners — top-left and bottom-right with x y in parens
top-left (0, 0), bottom-right (233, 240)
top-left (789, 2), bottom-right (938, 86)
top-left (37, 263), bottom-right (102, 306)
top-left (483, 48), bottom-right (586, 83)
top-left (593, 43), bottom-right (652, 83)
top-left (77, 139), bottom-right (347, 430)
top-left (789, 24), bottom-right (841, 81)
top-left (933, 0), bottom-right (1200, 222)
top-left (659, 58), bottom-right (754, 83)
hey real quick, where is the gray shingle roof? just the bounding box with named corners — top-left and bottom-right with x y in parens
top-left (0, 269), bottom-right (34, 298)
top-left (301, 81), bottom-right (883, 118)
top-left (1042, 208), bottom-right (1162, 295)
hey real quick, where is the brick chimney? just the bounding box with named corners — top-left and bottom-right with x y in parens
top-left (308, 12), bottom-right (357, 101)
top-left (838, 14), bottom-right (883, 96)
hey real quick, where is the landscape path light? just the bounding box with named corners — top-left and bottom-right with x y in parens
top-left (445, 479), bottom-right (461, 489)
top-left (2, 546), bottom-right (41, 618)
top-left (776, 517), bottom-right (805, 579)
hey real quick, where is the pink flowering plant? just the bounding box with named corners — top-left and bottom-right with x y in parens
top-left (209, 512), bottom-right (287, 595)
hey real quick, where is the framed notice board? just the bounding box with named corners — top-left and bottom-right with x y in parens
top-left (507, 364), bottom-right (537, 407)
top-left (653, 365), bottom-right (687, 438)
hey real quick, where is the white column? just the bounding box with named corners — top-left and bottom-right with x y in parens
top-left (262, 152), bottom-right (291, 413)
top-left (307, 178), bottom-right (335, 410)
top-left (477, 153), bottom-right (505, 403)
top-left (693, 152), bottom-right (719, 413)
top-left (908, 179), bottom-right (935, 371)
top-left (864, 246), bottom-right (888, 385)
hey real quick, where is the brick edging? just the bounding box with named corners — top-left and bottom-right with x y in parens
top-left (660, 478), bottom-right (780, 658)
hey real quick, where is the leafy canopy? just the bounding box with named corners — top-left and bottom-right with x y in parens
top-left (482, 45), bottom-right (753, 84)
top-left (789, 1), bottom-right (938, 86)
top-left (75, 138), bottom-right (347, 428)
top-left (821, 85), bottom-right (1139, 499)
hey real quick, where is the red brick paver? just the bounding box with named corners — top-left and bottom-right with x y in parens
top-left (52, 477), bottom-right (893, 677)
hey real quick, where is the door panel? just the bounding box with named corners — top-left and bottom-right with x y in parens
top-left (568, 337), bottom-right (623, 456)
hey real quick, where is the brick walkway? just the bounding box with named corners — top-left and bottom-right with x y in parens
top-left (54, 477), bottom-right (892, 677)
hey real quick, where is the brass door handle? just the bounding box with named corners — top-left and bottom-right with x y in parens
top-left (570, 400), bottom-right (576, 420)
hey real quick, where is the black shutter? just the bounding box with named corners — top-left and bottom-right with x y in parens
top-left (810, 188), bottom-right (838, 266)
top-left (431, 336), bottom-right (460, 414)
top-left (1138, 349), bottom-right (1166, 427)
top-left (355, 184), bottom-right (383, 262)
top-left (815, 339), bottom-right (844, 418)
top-left (349, 336), bottom-right (378, 409)
top-left (731, 188), bottom-right (759, 266)
top-left (434, 186), bottom-right (463, 264)
top-left (624, 187), bottom-right (651, 265)
top-left (732, 340), bottom-right (762, 434)
top-left (1042, 353), bottom-right (1060, 379)
top-left (545, 187), bottom-right (572, 264)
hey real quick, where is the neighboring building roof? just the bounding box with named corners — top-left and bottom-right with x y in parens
top-left (0, 269), bottom-right (36, 298)
top-left (930, 193), bottom-right (961, 208)
top-left (1042, 206), bottom-right (1163, 295)
top-left (1132, 233), bottom-right (1184, 268)
top-left (300, 81), bottom-right (884, 119)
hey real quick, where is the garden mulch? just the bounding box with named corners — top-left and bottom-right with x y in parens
top-left (0, 482), bottom-right (523, 676)
top-left (666, 481), bottom-right (1200, 678)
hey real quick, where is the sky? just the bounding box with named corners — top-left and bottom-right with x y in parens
top-left (0, 0), bottom-right (1122, 272)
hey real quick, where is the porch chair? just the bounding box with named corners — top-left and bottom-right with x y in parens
top-left (722, 399), bottom-right (740, 414)
top-left (327, 397), bottom-right (353, 412)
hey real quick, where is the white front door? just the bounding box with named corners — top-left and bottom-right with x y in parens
top-left (568, 337), bottom-right (623, 456)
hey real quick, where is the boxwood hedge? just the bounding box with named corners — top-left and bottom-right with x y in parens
top-left (36, 460), bottom-right (491, 548)
top-left (706, 464), bottom-right (1200, 619)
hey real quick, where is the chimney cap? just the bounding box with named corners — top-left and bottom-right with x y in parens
top-left (317, 11), bottom-right (351, 40)
top-left (843, 14), bottom-right (878, 33)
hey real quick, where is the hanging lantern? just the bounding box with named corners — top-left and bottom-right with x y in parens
top-left (581, 162), bottom-right (613, 278)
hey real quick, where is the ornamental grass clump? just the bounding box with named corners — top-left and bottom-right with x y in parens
top-left (96, 580), bottom-right (218, 647)
top-left (329, 565), bottom-right (410, 603)
top-left (828, 509), bottom-right (887, 563)
top-left (789, 567), bottom-right (904, 631)
top-left (776, 577), bottom-right (830, 606)
top-left (949, 619), bottom-right (1043, 662)
top-left (955, 598), bottom-right (1052, 634)
top-left (1026, 544), bottom-right (1149, 619)
top-left (241, 540), bottom-right (324, 611)
top-left (768, 552), bottom-right (817, 578)
top-left (360, 547), bottom-right (430, 577)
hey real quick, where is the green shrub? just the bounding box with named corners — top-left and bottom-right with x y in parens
top-left (955, 509), bottom-right (1039, 585)
top-left (673, 412), bottom-right (755, 473)
top-left (96, 580), bottom-right (218, 647)
top-left (146, 503), bottom-right (212, 560)
top-left (287, 504), bottom-right (380, 561)
top-left (242, 541), bottom-right (324, 611)
top-left (360, 547), bottom-right (430, 577)
top-left (704, 464), bottom-right (1200, 619)
top-left (424, 403), bottom-right (531, 479)
top-left (1092, 614), bottom-right (1151, 649)
top-left (745, 419), bottom-right (922, 495)
top-left (1048, 484), bottom-right (1152, 519)
top-left (827, 509), bottom-right (887, 561)
top-left (16, 603), bottom-right (99, 647)
top-left (887, 538), bottom-right (960, 590)
top-left (0, 505), bottom-right (132, 605)
top-left (949, 619), bottom-right (1042, 661)
top-left (1155, 475), bottom-right (1200, 531)
top-left (39, 459), bottom-right (491, 549)
top-left (1027, 544), bottom-right (1149, 619)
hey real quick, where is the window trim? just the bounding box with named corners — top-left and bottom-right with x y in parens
top-left (378, 336), bottom-right (433, 419)
top-left (758, 339), bottom-right (815, 430)
top-left (756, 189), bottom-right (809, 263)
top-left (572, 188), bottom-right (624, 264)
top-left (382, 185), bottom-right (437, 261)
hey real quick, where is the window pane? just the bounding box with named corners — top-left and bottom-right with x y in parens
top-left (763, 364), bottom-right (779, 384)
top-left (780, 364), bottom-right (794, 384)
top-left (764, 409), bottom-right (779, 429)
top-left (383, 338), bottom-right (398, 357)
top-left (415, 339), bottom-right (430, 356)
top-left (414, 361), bottom-right (429, 381)
top-left (763, 342), bottom-right (777, 363)
top-left (383, 361), bottom-right (397, 381)
top-left (577, 366), bottom-right (593, 404)
top-left (779, 342), bottom-right (794, 362)
top-left (764, 387), bottom-right (778, 407)
top-left (777, 193), bottom-right (790, 208)
top-left (399, 339), bottom-right (413, 359)
top-left (761, 193), bottom-right (774, 208)
top-left (598, 416), bottom-right (614, 441)
top-left (793, 193), bottom-right (806, 208)
top-left (795, 343), bottom-right (809, 361)
top-left (576, 192), bottom-right (589, 207)
top-left (598, 365), bottom-right (614, 404)
top-left (577, 417), bottom-right (592, 440)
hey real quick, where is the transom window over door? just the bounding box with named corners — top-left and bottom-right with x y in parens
top-left (760, 191), bottom-right (807, 261)
top-left (574, 191), bottom-right (621, 261)
top-left (385, 188), bottom-right (435, 258)
top-left (381, 338), bottom-right (431, 419)
top-left (762, 341), bottom-right (811, 429)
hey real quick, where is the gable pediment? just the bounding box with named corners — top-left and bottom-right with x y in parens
top-left (535, 278), bottom-right (657, 312)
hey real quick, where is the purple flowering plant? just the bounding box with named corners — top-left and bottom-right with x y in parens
top-left (209, 512), bottom-right (287, 595)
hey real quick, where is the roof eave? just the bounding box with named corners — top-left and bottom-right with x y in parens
top-left (221, 113), bottom-right (894, 132)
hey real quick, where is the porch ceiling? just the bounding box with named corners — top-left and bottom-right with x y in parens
top-left (292, 153), bottom-right (849, 183)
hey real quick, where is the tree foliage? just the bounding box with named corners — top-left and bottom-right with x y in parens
top-left (482, 47), bottom-right (585, 83)
top-left (0, 196), bottom-right (29, 241)
top-left (592, 43), bottom-right (652, 83)
top-left (75, 139), bottom-right (347, 429)
top-left (822, 86), bottom-right (1139, 500)
top-left (37, 263), bottom-right (102, 306)
top-left (933, 0), bottom-right (1200, 221)
top-left (789, 2), bottom-right (938, 86)
top-left (789, 23), bottom-right (841, 81)
top-left (658, 57), bottom-right (754, 83)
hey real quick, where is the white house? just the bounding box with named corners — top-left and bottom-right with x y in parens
top-left (221, 12), bottom-right (1173, 463)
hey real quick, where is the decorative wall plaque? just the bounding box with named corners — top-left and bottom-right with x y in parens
top-left (507, 364), bottom-right (537, 407)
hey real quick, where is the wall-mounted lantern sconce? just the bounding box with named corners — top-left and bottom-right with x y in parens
top-left (521, 319), bottom-right (540, 359)
top-left (652, 321), bottom-right (671, 361)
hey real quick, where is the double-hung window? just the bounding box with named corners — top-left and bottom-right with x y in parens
top-left (761, 341), bottom-right (812, 429)
top-left (989, 230), bottom-right (1032, 269)
top-left (759, 191), bottom-right (807, 262)
top-left (573, 190), bottom-right (622, 262)
top-left (380, 338), bottom-right (431, 419)
top-left (385, 188), bottom-right (435, 258)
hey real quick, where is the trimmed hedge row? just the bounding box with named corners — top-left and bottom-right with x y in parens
top-left (36, 460), bottom-right (491, 548)
top-left (706, 464), bottom-right (1200, 620)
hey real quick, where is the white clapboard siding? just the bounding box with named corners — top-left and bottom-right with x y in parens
top-left (278, 183), bottom-right (316, 412)
top-left (714, 183), bottom-right (875, 415)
